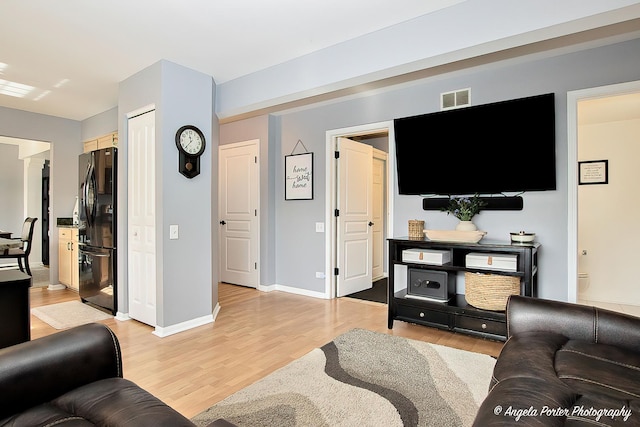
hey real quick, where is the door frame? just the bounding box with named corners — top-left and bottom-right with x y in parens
top-left (218, 139), bottom-right (261, 289)
top-left (325, 121), bottom-right (395, 299)
top-left (567, 80), bottom-right (640, 303)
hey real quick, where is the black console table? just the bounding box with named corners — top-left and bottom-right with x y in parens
top-left (388, 237), bottom-right (539, 341)
top-left (0, 270), bottom-right (32, 348)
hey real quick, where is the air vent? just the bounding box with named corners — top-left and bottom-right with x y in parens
top-left (441, 88), bottom-right (471, 110)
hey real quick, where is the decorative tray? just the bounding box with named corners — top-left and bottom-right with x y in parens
top-left (424, 229), bottom-right (487, 243)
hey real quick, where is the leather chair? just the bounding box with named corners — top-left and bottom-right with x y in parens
top-left (473, 295), bottom-right (640, 426)
top-left (0, 323), bottom-right (206, 426)
top-left (0, 217), bottom-right (37, 275)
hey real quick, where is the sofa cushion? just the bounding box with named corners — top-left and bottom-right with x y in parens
top-left (0, 378), bottom-right (193, 426)
top-left (492, 331), bottom-right (569, 387)
top-left (556, 340), bottom-right (640, 401)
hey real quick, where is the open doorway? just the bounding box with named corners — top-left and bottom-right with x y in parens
top-left (325, 121), bottom-right (394, 302)
top-left (0, 137), bottom-right (51, 271)
top-left (567, 81), bottom-right (640, 315)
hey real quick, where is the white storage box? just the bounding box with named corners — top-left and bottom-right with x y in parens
top-left (402, 248), bottom-right (451, 265)
top-left (465, 252), bottom-right (517, 272)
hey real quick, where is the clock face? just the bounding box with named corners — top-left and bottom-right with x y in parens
top-left (178, 128), bottom-right (204, 155)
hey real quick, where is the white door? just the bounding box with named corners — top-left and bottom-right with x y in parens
top-left (372, 150), bottom-right (387, 281)
top-left (127, 110), bottom-right (157, 326)
top-left (336, 137), bottom-right (373, 297)
top-left (219, 140), bottom-right (259, 288)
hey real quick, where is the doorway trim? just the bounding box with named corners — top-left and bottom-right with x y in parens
top-left (325, 120), bottom-right (395, 299)
top-left (567, 80), bottom-right (640, 303)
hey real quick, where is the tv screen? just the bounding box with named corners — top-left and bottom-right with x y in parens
top-left (394, 93), bottom-right (556, 195)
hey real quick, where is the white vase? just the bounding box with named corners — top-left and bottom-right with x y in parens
top-left (456, 220), bottom-right (477, 231)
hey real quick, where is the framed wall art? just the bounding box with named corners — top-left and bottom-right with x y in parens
top-left (285, 152), bottom-right (313, 200)
top-left (579, 160), bottom-right (608, 185)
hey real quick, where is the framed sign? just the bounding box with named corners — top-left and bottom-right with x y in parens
top-left (285, 152), bottom-right (313, 200)
top-left (579, 160), bottom-right (608, 185)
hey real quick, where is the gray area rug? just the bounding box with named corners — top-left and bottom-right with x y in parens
top-left (31, 300), bottom-right (112, 329)
top-left (191, 328), bottom-right (495, 427)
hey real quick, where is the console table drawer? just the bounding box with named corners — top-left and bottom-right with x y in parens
top-left (455, 315), bottom-right (506, 337)
top-left (396, 303), bottom-right (451, 327)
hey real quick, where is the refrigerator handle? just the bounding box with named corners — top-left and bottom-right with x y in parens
top-left (83, 160), bottom-right (97, 227)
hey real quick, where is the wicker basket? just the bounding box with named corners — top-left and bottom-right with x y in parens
top-left (464, 272), bottom-right (520, 311)
top-left (408, 220), bottom-right (425, 239)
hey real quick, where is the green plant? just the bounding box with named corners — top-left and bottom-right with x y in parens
top-left (442, 194), bottom-right (487, 221)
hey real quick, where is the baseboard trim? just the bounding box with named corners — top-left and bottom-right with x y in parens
top-left (259, 283), bottom-right (329, 299)
top-left (115, 312), bottom-right (131, 322)
top-left (152, 313), bottom-right (215, 338)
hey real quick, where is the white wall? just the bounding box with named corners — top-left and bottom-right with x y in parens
top-left (578, 117), bottom-right (640, 304)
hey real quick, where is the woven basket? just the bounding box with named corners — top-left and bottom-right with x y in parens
top-left (464, 272), bottom-right (520, 311)
top-left (408, 220), bottom-right (425, 239)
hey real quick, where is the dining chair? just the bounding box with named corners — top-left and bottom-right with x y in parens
top-left (0, 217), bottom-right (37, 276)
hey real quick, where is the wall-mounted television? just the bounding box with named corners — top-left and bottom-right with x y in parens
top-left (394, 93), bottom-right (556, 195)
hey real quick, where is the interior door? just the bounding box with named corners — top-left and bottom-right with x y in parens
top-left (337, 137), bottom-right (373, 297)
top-left (372, 150), bottom-right (386, 281)
top-left (127, 110), bottom-right (157, 326)
top-left (219, 140), bottom-right (259, 288)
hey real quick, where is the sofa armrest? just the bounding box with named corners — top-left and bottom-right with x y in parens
top-left (0, 323), bottom-right (122, 419)
top-left (507, 295), bottom-right (640, 353)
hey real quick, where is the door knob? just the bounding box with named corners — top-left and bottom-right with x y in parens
top-left (220, 220), bottom-right (227, 225)
top-left (368, 221), bottom-right (374, 226)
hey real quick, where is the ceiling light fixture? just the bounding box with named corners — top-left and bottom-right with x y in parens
top-left (33, 90), bottom-right (51, 101)
top-left (54, 78), bottom-right (70, 88)
top-left (0, 78), bottom-right (34, 98)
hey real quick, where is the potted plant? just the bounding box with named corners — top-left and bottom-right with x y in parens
top-left (442, 194), bottom-right (487, 231)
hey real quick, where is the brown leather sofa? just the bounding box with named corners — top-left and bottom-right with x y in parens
top-left (0, 323), bottom-right (204, 426)
top-left (473, 295), bottom-right (640, 426)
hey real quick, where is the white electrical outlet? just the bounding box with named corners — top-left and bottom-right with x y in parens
top-left (315, 222), bottom-right (325, 233)
top-left (169, 224), bottom-right (179, 240)
top-left (315, 272), bottom-right (325, 279)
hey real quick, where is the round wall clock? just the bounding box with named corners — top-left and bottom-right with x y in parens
top-left (175, 125), bottom-right (206, 178)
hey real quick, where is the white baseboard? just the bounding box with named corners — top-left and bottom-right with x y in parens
top-left (152, 311), bottom-right (216, 338)
top-left (258, 283), bottom-right (329, 299)
top-left (115, 312), bottom-right (131, 321)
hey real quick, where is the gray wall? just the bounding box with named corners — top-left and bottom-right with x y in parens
top-left (0, 106), bottom-right (81, 284)
top-left (0, 144), bottom-right (24, 239)
top-left (82, 107), bottom-right (118, 141)
top-left (119, 60), bottom-right (216, 328)
top-left (221, 38), bottom-right (640, 302)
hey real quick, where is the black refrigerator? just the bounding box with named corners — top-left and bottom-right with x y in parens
top-left (78, 148), bottom-right (117, 314)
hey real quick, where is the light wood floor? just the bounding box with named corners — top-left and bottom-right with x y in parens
top-left (29, 283), bottom-right (503, 419)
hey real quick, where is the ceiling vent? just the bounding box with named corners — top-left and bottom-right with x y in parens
top-left (441, 88), bottom-right (471, 110)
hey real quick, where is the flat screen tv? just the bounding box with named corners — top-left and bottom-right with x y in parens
top-left (394, 93), bottom-right (556, 195)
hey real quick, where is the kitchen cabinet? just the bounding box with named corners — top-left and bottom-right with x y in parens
top-left (83, 131), bottom-right (117, 153)
top-left (58, 227), bottom-right (79, 291)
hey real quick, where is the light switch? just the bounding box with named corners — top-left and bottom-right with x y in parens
top-left (169, 224), bottom-right (179, 240)
top-left (315, 222), bottom-right (325, 233)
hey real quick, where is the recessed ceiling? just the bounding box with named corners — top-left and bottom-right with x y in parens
top-left (0, 0), bottom-right (464, 121)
